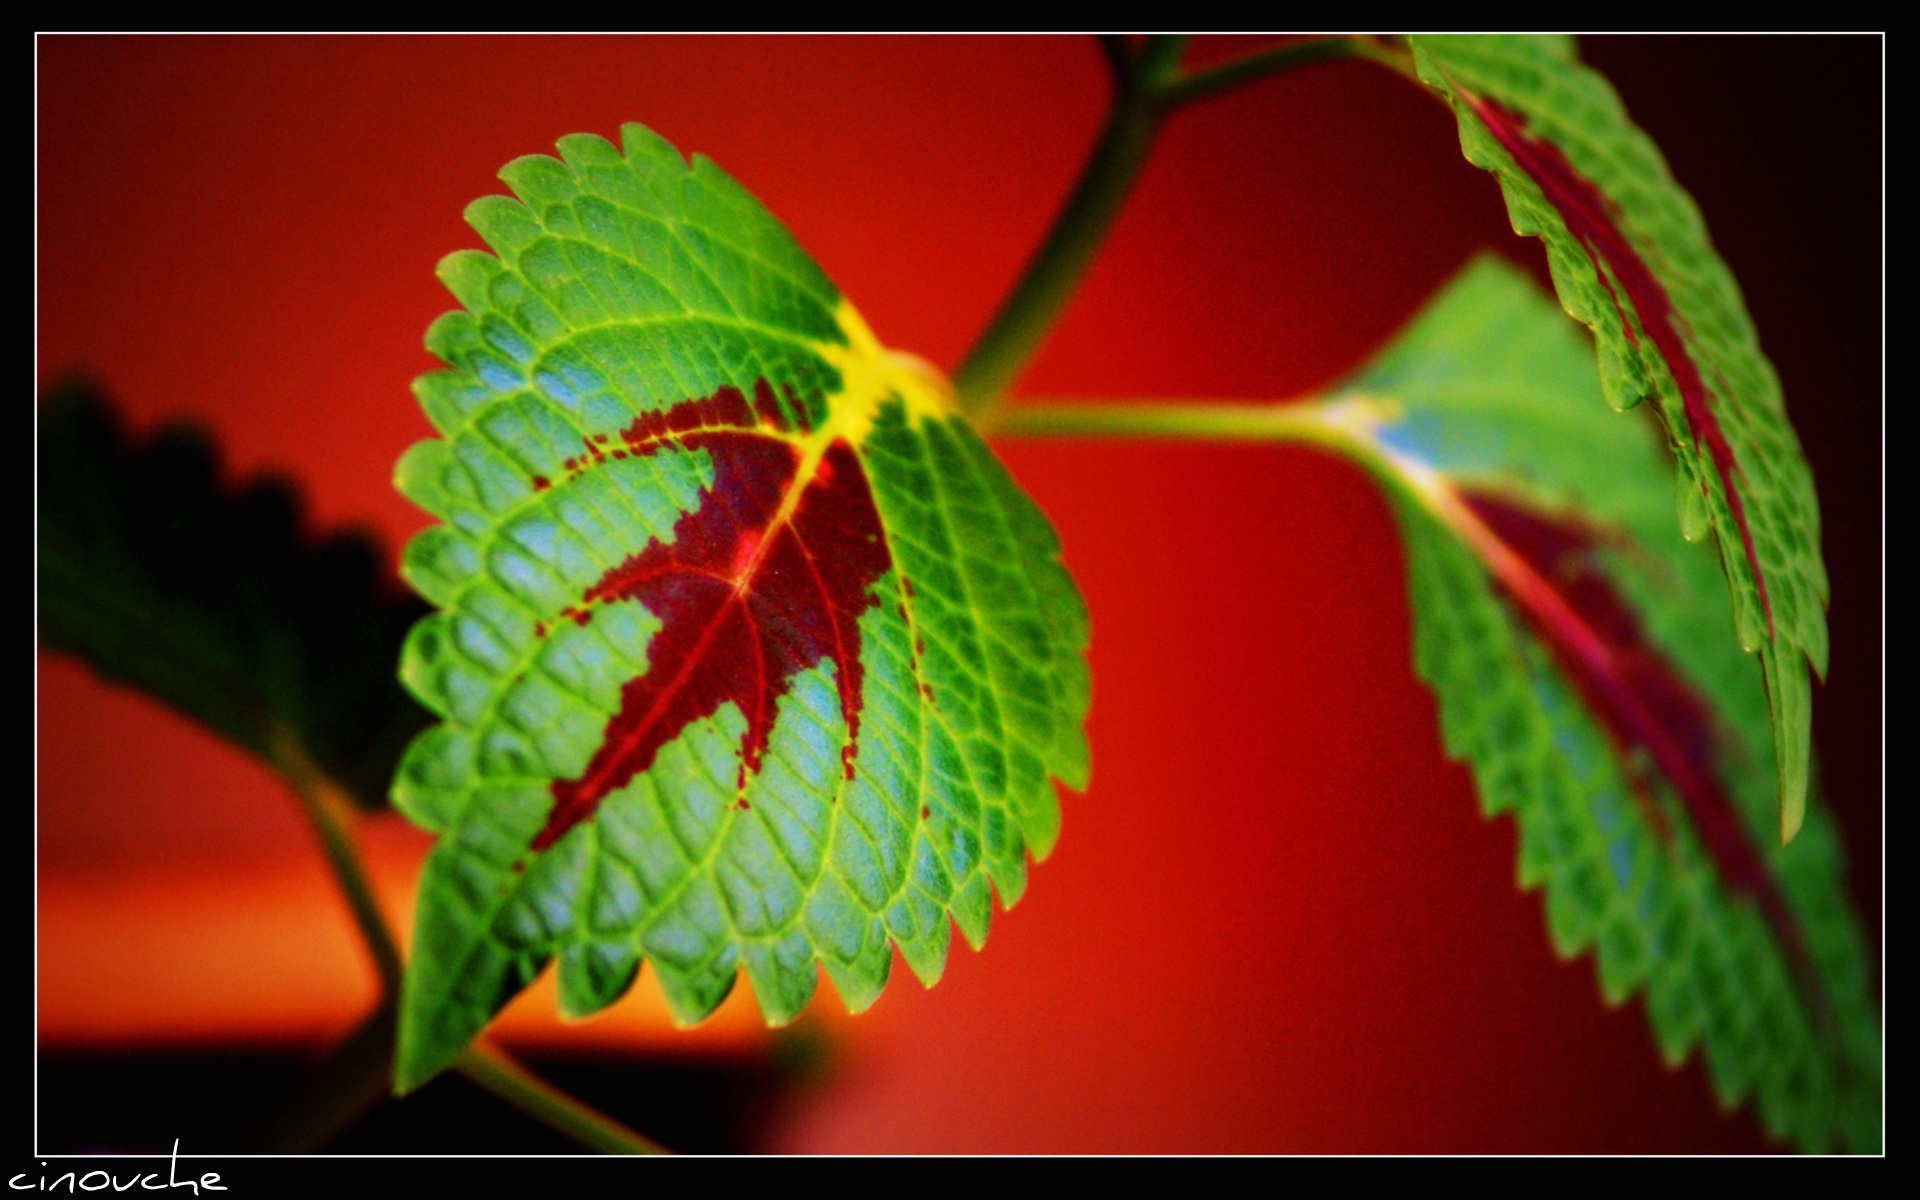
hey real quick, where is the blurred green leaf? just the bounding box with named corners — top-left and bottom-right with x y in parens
top-left (1316, 256), bottom-right (1877, 1152)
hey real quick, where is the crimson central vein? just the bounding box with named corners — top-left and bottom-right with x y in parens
top-left (1461, 490), bottom-right (1821, 1019)
top-left (530, 380), bottom-right (893, 853)
top-left (1459, 89), bottom-right (1773, 634)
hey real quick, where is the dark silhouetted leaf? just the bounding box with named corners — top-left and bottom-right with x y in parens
top-left (37, 379), bottom-right (432, 809)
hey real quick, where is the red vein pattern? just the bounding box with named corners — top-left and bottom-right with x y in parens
top-left (1461, 490), bottom-right (1819, 1017)
top-left (531, 380), bottom-right (892, 852)
top-left (1459, 90), bottom-right (1773, 635)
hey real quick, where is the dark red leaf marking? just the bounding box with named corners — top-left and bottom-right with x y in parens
top-left (530, 381), bottom-right (891, 852)
top-left (1461, 491), bottom-right (1819, 1017)
top-left (1459, 89), bottom-right (1772, 634)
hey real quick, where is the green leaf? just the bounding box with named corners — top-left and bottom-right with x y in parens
top-left (1308, 255), bottom-right (1877, 1152)
top-left (391, 124), bottom-right (1090, 1092)
top-left (1409, 35), bottom-right (1827, 844)
top-left (37, 379), bottom-right (432, 810)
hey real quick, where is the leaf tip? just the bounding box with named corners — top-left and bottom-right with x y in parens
top-left (619, 120), bottom-right (684, 169)
top-left (1677, 470), bottom-right (1712, 543)
top-left (1779, 761), bottom-right (1807, 847)
top-left (389, 1037), bottom-right (436, 1098)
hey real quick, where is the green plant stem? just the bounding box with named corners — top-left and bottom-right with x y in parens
top-left (273, 733), bottom-right (668, 1153)
top-left (274, 730), bottom-right (404, 993)
top-left (1154, 36), bottom-right (1380, 109)
top-left (985, 398), bottom-right (1349, 453)
top-left (953, 36), bottom-right (1397, 427)
top-left (951, 38), bottom-right (1181, 422)
top-left (456, 1041), bottom-right (671, 1155)
top-left (242, 1000), bottom-right (398, 1153)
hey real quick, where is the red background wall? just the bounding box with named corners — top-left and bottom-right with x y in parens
top-left (36, 36), bottom-right (1881, 1152)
